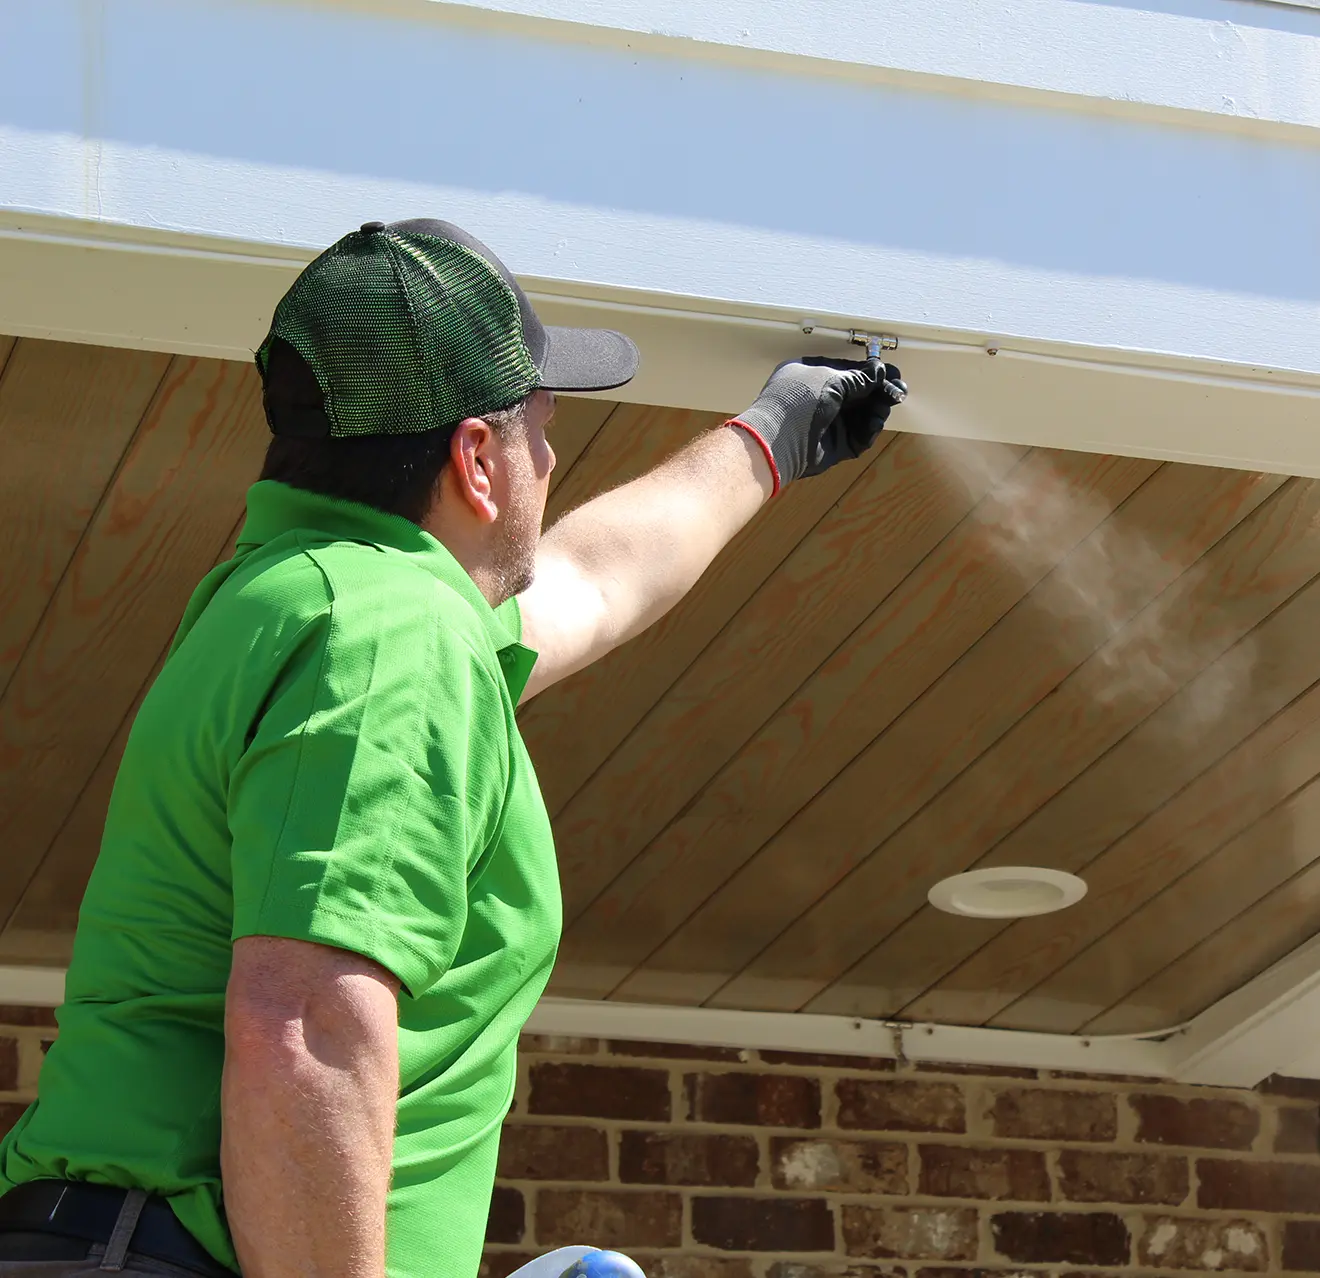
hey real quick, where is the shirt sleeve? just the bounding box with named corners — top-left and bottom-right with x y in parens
top-left (228, 561), bottom-right (511, 998)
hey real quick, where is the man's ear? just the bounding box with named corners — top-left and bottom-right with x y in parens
top-left (448, 417), bottom-right (500, 524)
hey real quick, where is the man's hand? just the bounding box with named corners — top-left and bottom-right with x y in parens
top-left (731, 356), bottom-right (906, 493)
top-left (222, 936), bottom-right (400, 1278)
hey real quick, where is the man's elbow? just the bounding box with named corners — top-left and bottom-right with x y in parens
top-left (225, 935), bottom-right (400, 1074)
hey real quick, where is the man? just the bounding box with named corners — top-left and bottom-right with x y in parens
top-left (0, 219), bottom-right (905, 1278)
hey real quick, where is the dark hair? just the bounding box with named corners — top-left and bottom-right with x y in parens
top-left (259, 402), bottom-right (528, 525)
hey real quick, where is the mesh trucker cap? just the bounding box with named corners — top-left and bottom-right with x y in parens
top-left (255, 217), bottom-right (639, 438)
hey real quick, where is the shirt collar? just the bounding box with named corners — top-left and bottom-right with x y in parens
top-left (237, 481), bottom-right (536, 699)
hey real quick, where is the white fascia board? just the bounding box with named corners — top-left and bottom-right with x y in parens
top-left (340, 0), bottom-right (1320, 137)
top-left (3, 1), bottom-right (1320, 382)
top-left (7, 215), bottom-right (1320, 478)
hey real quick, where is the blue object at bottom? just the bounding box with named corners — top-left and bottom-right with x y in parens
top-left (559, 1251), bottom-right (647, 1278)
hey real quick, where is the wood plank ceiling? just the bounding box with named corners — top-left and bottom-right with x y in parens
top-left (3, 335), bottom-right (1320, 1036)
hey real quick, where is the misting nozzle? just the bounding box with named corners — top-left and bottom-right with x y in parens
top-left (849, 330), bottom-right (898, 356)
top-left (849, 332), bottom-right (906, 403)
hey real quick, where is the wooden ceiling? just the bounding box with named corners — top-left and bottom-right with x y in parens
top-left (3, 334), bottom-right (1320, 1037)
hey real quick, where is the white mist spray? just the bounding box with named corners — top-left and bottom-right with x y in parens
top-left (900, 397), bottom-right (1256, 736)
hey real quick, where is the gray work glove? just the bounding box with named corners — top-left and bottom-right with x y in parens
top-left (731, 356), bottom-right (907, 493)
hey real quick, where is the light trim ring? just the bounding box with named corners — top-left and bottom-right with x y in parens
top-left (928, 867), bottom-right (1088, 919)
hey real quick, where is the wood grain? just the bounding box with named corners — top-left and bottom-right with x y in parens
top-left (813, 468), bottom-right (1308, 1022)
top-left (0, 357), bottom-right (268, 924)
top-left (546, 396), bottom-right (617, 500)
top-left (522, 436), bottom-right (896, 816)
top-left (1087, 855), bottom-right (1320, 1033)
top-left (0, 341), bottom-right (173, 694)
top-left (551, 431), bottom-right (994, 937)
top-left (1005, 771), bottom-right (1320, 1033)
top-left (676, 466), bottom-right (1295, 1013)
top-left (0, 508), bottom-right (281, 963)
top-left (0, 644), bottom-right (171, 962)
top-left (557, 445), bottom-right (1141, 1001)
top-left (0, 336), bottom-right (16, 380)
top-left (541, 402), bottom-right (720, 529)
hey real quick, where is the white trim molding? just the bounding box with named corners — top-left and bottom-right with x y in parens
top-left (0, 966), bottom-right (67, 1008)
top-left (5, 216), bottom-right (1320, 480)
top-left (7, 930), bottom-right (1320, 1086)
top-left (526, 997), bottom-right (1178, 1079)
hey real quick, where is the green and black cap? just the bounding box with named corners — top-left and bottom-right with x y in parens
top-left (256, 217), bottom-right (639, 438)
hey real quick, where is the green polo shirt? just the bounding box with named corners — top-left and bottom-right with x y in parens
top-left (0, 481), bottom-right (560, 1278)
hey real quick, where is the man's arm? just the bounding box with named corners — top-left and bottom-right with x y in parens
top-left (517, 425), bottom-right (772, 701)
top-left (222, 935), bottom-right (400, 1278)
top-left (517, 356), bottom-right (905, 701)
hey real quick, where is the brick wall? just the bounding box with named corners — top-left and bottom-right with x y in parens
top-left (4, 1010), bottom-right (1320, 1275)
top-left (485, 1035), bottom-right (1320, 1278)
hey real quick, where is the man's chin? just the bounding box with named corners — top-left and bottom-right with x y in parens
top-left (494, 562), bottom-right (536, 608)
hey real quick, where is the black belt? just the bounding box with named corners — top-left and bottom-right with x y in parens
top-left (0, 1181), bottom-right (235, 1277)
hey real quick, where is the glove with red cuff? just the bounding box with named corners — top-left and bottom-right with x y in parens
top-left (729, 356), bottom-right (906, 495)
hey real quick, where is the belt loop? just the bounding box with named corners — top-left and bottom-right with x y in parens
top-left (99, 1189), bottom-right (148, 1271)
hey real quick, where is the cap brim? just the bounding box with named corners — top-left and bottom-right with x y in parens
top-left (538, 326), bottom-right (639, 393)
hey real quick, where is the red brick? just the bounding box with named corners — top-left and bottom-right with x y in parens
top-left (991, 1212), bottom-right (1129, 1265)
top-left (529, 1062), bottom-right (671, 1121)
top-left (518, 1034), bottom-right (600, 1055)
top-left (1061, 1272), bottom-right (1167, 1278)
top-left (610, 1040), bottom-right (744, 1062)
top-left (0, 1006), bottom-right (58, 1029)
top-left (641, 1260), bottom-right (757, 1278)
top-left (836, 1079), bottom-right (964, 1134)
top-left (1283, 1220), bottom-right (1320, 1272)
top-left (692, 1197), bottom-right (834, 1253)
top-left (759, 1050), bottom-right (895, 1072)
top-left (1061, 1272), bottom-right (1168, 1278)
top-left (1131, 1094), bottom-right (1259, 1151)
top-left (619, 1131), bottom-right (758, 1187)
top-left (479, 1253), bottom-right (536, 1278)
top-left (772, 1137), bottom-right (907, 1194)
top-left (918, 1145), bottom-right (1049, 1202)
top-left (686, 1072), bottom-right (820, 1128)
top-left (919, 1272), bottom-right (1043, 1278)
top-left (1277, 1105), bottom-right (1320, 1155)
top-left (769, 1266), bottom-right (902, 1278)
top-left (842, 1205), bottom-right (978, 1260)
top-left (497, 1124), bottom-right (608, 1181)
top-left (0, 1102), bottom-right (28, 1138)
top-left (1057, 1150), bottom-right (1189, 1205)
top-left (1197, 1158), bottom-right (1320, 1213)
top-left (0, 1037), bottom-right (18, 1091)
top-left (536, 1190), bottom-right (682, 1249)
top-left (486, 1187), bottom-right (524, 1244)
top-left (987, 1089), bottom-right (1116, 1142)
top-left (1138, 1215), bottom-right (1268, 1271)
top-left (1259, 1075), bottom-right (1320, 1102)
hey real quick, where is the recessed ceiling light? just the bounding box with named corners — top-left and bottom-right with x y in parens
top-left (928, 867), bottom-right (1087, 919)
